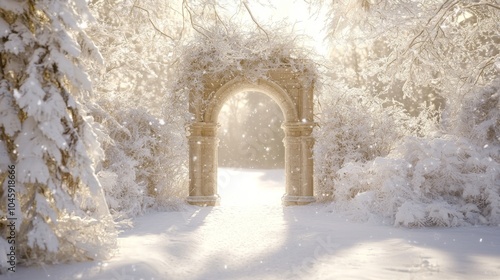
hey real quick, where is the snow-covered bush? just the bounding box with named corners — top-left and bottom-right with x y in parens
top-left (313, 1), bottom-right (499, 228)
top-left (313, 86), bottom-right (428, 200)
top-left (0, 0), bottom-right (116, 271)
top-left (324, 80), bottom-right (500, 227)
top-left (81, 1), bottom-right (189, 220)
top-left (88, 97), bottom-right (188, 220)
top-left (453, 78), bottom-right (500, 150)
top-left (331, 134), bottom-right (500, 227)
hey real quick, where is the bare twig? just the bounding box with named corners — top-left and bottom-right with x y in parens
top-left (403, 0), bottom-right (459, 55)
top-left (213, 4), bottom-right (229, 34)
top-left (242, 1), bottom-right (269, 42)
top-left (183, 0), bottom-right (210, 39)
top-left (465, 3), bottom-right (500, 11)
top-left (164, 4), bottom-right (186, 39)
top-left (473, 56), bottom-right (496, 85)
top-left (132, 5), bottom-right (175, 41)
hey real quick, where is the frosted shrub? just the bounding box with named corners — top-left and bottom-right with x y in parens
top-left (325, 80), bottom-right (499, 227)
top-left (454, 78), bottom-right (500, 150)
top-left (314, 88), bottom-right (418, 200)
top-left (88, 97), bottom-right (188, 220)
top-left (317, 76), bottom-right (499, 228)
top-left (84, 1), bottom-right (189, 220)
top-left (331, 134), bottom-right (500, 227)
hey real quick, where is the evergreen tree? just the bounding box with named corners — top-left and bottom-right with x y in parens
top-left (0, 0), bottom-right (116, 270)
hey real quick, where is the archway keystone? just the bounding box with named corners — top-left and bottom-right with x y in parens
top-left (187, 66), bottom-right (316, 206)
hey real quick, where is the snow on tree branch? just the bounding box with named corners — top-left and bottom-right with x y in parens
top-left (0, 0), bottom-right (116, 271)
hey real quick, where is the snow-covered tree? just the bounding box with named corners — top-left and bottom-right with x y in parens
top-left (86, 0), bottom-right (185, 115)
top-left (312, 0), bottom-right (500, 226)
top-left (83, 0), bottom-right (189, 219)
top-left (0, 0), bottom-right (116, 270)
top-left (321, 0), bottom-right (499, 116)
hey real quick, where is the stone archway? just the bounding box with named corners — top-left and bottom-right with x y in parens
top-left (186, 66), bottom-right (315, 206)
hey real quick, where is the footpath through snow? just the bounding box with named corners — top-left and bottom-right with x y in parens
top-left (5, 168), bottom-right (500, 279)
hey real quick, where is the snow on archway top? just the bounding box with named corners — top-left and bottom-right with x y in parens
top-left (172, 27), bottom-right (320, 114)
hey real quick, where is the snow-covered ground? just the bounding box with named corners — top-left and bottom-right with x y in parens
top-left (6, 168), bottom-right (500, 280)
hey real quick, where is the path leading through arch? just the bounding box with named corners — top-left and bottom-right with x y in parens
top-left (217, 168), bottom-right (284, 206)
top-left (187, 68), bottom-right (316, 206)
top-left (9, 169), bottom-right (500, 279)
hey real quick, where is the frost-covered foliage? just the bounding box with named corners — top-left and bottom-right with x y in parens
top-left (322, 0), bottom-right (499, 103)
top-left (331, 135), bottom-right (500, 227)
top-left (84, 1), bottom-right (188, 219)
top-left (312, 0), bottom-right (500, 228)
top-left (87, 0), bottom-right (182, 115)
top-left (313, 86), bottom-right (433, 200)
top-left (320, 81), bottom-right (499, 227)
top-left (173, 26), bottom-right (318, 120)
top-left (0, 0), bottom-right (116, 271)
top-left (453, 78), bottom-right (500, 148)
top-left (88, 98), bottom-right (188, 220)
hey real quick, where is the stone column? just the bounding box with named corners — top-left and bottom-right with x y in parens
top-left (186, 122), bottom-right (220, 206)
top-left (282, 122), bottom-right (316, 205)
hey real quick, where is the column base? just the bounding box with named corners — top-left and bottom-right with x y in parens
top-left (186, 195), bottom-right (220, 206)
top-left (282, 195), bottom-right (316, 206)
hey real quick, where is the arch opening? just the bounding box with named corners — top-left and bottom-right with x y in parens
top-left (205, 78), bottom-right (299, 124)
top-left (218, 91), bottom-right (285, 169)
top-left (217, 91), bottom-right (285, 206)
top-left (187, 71), bottom-right (316, 207)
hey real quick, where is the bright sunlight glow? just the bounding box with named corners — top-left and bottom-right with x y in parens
top-left (218, 0), bottom-right (329, 56)
top-left (218, 168), bottom-right (284, 206)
